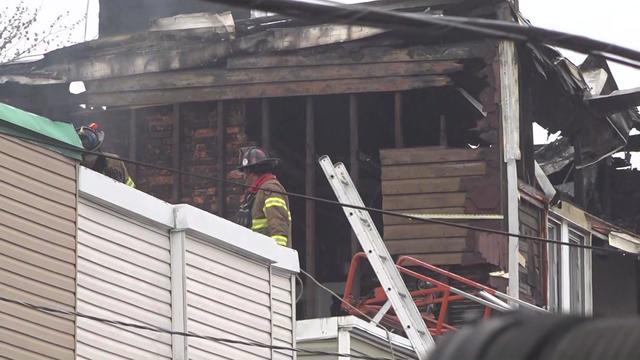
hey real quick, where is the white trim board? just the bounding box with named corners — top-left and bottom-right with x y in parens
top-left (78, 166), bottom-right (175, 229)
top-left (297, 316), bottom-right (415, 355)
top-left (78, 166), bottom-right (299, 273)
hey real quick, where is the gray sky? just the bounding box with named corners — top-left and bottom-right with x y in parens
top-left (5, 0), bottom-right (640, 165)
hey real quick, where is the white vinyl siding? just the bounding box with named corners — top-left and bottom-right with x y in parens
top-left (0, 136), bottom-right (77, 360)
top-left (185, 235), bottom-right (274, 360)
top-left (297, 339), bottom-right (337, 360)
top-left (272, 270), bottom-right (295, 360)
top-left (77, 167), bottom-right (299, 360)
top-left (76, 199), bottom-right (172, 359)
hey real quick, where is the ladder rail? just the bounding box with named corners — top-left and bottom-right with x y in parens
top-left (319, 156), bottom-right (435, 360)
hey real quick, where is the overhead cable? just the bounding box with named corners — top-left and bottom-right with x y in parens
top-left (1, 130), bottom-right (637, 257)
top-left (0, 295), bottom-right (393, 360)
top-left (299, 268), bottom-right (397, 359)
top-left (199, 0), bottom-right (640, 69)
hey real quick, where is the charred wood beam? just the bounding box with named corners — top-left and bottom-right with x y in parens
top-left (0, 29), bottom-right (234, 84)
top-left (261, 99), bottom-right (270, 153)
top-left (128, 109), bottom-right (138, 180)
top-left (86, 61), bottom-right (463, 93)
top-left (217, 101), bottom-right (226, 217)
top-left (394, 92), bottom-right (404, 148)
top-left (235, 24), bottom-right (386, 54)
top-left (1, 37), bottom-right (482, 86)
top-left (349, 94), bottom-right (360, 256)
top-left (171, 104), bottom-right (182, 203)
top-left (585, 87), bottom-right (640, 115)
top-left (626, 134), bottom-right (640, 152)
top-left (574, 138), bottom-right (586, 207)
top-left (305, 96), bottom-right (318, 317)
top-left (227, 42), bottom-right (487, 69)
top-left (3, 22), bottom-right (460, 84)
top-left (440, 114), bottom-right (448, 146)
top-left (457, 87), bottom-right (488, 117)
top-left (84, 75), bottom-right (452, 107)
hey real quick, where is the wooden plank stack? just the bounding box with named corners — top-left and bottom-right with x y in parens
top-left (380, 146), bottom-right (489, 264)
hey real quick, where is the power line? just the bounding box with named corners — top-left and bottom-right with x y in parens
top-left (200, 0), bottom-right (640, 69)
top-left (0, 295), bottom-right (393, 360)
top-left (1, 130), bottom-right (637, 256)
top-left (299, 268), bottom-right (397, 359)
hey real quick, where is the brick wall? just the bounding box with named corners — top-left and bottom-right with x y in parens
top-left (137, 106), bottom-right (174, 200)
top-left (224, 102), bottom-right (251, 219)
top-left (96, 101), bottom-right (249, 220)
top-left (181, 102), bottom-right (218, 212)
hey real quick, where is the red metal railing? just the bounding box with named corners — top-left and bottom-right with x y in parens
top-left (341, 252), bottom-right (519, 336)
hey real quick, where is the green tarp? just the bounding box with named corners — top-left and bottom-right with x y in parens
top-left (0, 102), bottom-right (83, 159)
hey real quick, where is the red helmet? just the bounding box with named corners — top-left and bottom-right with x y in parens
top-left (237, 147), bottom-right (279, 171)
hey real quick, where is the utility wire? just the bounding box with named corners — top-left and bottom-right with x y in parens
top-left (0, 130), bottom-right (637, 257)
top-left (200, 0), bottom-right (640, 69)
top-left (0, 295), bottom-right (393, 360)
top-left (300, 268), bottom-right (397, 359)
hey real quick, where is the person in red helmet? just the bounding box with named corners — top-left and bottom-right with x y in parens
top-left (76, 123), bottom-right (135, 187)
top-left (235, 147), bottom-right (291, 247)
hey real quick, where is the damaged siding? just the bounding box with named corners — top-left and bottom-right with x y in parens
top-left (76, 199), bottom-right (172, 359)
top-left (518, 200), bottom-right (545, 306)
top-left (380, 146), bottom-right (501, 265)
top-left (0, 136), bottom-right (77, 360)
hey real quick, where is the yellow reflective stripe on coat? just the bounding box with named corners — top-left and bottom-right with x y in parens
top-left (251, 218), bottom-right (268, 230)
top-left (272, 234), bottom-right (288, 246)
top-left (263, 197), bottom-right (288, 212)
top-left (126, 176), bottom-right (135, 188)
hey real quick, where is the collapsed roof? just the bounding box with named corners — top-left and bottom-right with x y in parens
top-left (1, 1), bottom-right (638, 164)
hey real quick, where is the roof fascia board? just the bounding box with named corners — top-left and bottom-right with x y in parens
top-left (174, 204), bottom-right (299, 272)
top-left (297, 317), bottom-right (339, 342)
top-left (550, 201), bottom-right (590, 230)
top-left (550, 200), bottom-right (640, 243)
top-left (337, 316), bottom-right (414, 351)
top-left (78, 166), bottom-right (175, 229)
top-left (296, 316), bottom-right (414, 352)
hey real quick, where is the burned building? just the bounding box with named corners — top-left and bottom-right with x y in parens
top-left (0, 0), bottom-right (639, 321)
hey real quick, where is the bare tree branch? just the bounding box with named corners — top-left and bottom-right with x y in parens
top-left (0, 1), bottom-right (85, 64)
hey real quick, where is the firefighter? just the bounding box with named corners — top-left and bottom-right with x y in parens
top-left (234, 147), bottom-right (291, 247)
top-left (76, 123), bottom-right (135, 187)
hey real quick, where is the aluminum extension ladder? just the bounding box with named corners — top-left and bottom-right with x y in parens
top-left (319, 156), bottom-right (435, 359)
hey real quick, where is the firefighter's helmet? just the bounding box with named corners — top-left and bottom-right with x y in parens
top-left (237, 146), bottom-right (279, 171)
top-left (76, 122), bottom-right (104, 152)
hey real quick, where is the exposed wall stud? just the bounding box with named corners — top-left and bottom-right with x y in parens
top-left (394, 92), bottom-right (404, 148)
top-left (305, 96), bottom-right (317, 317)
top-left (349, 94), bottom-right (360, 256)
top-left (128, 108), bottom-right (138, 179)
top-left (217, 101), bottom-right (226, 217)
top-left (172, 104), bottom-right (181, 203)
top-left (262, 99), bottom-right (271, 153)
top-left (439, 114), bottom-right (447, 147)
